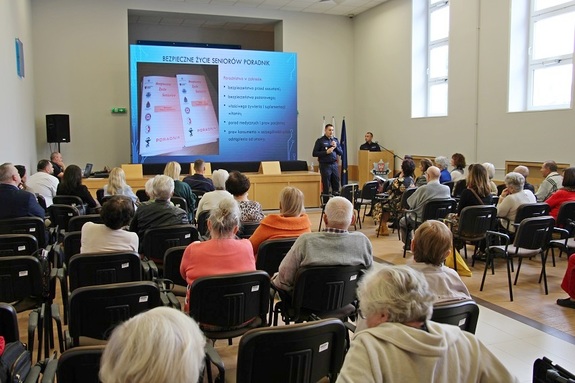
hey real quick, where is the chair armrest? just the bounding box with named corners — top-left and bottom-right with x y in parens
top-left (204, 343), bottom-right (225, 383)
top-left (38, 357), bottom-right (58, 383)
top-left (486, 230), bottom-right (510, 250)
top-left (553, 227), bottom-right (570, 239)
top-left (141, 259), bottom-right (159, 280)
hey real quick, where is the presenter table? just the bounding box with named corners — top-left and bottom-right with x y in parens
top-left (83, 171), bottom-right (321, 210)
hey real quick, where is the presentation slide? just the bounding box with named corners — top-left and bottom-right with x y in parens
top-left (129, 45), bottom-right (298, 164)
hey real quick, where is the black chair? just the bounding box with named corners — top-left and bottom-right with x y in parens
top-left (451, 205), bottom-right (497, 270)
top-left (191, 189), bottom-right (206, 200)
top-left (355, 180), bottom-right (378, 223)
top-left (431, 300), bottom-right (480, 334)
top-left (340, 184), bottom-right (359, 229)
top-left (65, 281), bottom-right (162, 348)
top-left (196, 210), bottom-right (210, 238)
top-left (68, 252), bottom-right (143, 292)
top-left (0, 233), bottom-right (39, 257)
top-left (0, 303), bottom-right (19, 343)
top-left (53, 195), bottom-right (86, 215)
top-left (272, 264), bottom-right (365, 326)
top-left (163, 246), bottom-right (187, 297)
top-left (380, 187), bottom-right (417, 239)
top-left (142, 224), bottom-right (199, 264)
top-left (547, 201), bottom-right (575, 265)
top-left (48, 204), bottom-right (80, 239)
top-left (442, 181), bottom-right (455, 193)
top-left (135, 189), bottom-right (149, 203)
top-left (499, 202), bottom-right (550, 234)
top-left (318, 193), bottom-right (334, 231)
top-left (0, 216), bottom-right (49, 249)
top-left (96, 188), bottom-right (105, 204)
top-left (67, 214), bottom-right (103, 232)
top-left (235, 318), bottom-right (347, 383)
top-left (56, 345), bottom-right (105, 383)
top-left (481, 216), bottom-right (555, 301)
top-left (402, 198), bottom-right (457, 257)
top-left (171, 195), bottom-right (188, 213)
top-left (238, 221), bottom-right (260, 239)
top-left (256, 237), bottom-right (297, 277)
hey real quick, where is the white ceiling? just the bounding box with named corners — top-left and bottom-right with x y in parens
top-left (128, 0), bottom-right (389, 31)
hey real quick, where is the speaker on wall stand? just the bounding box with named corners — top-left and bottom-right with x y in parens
top-left (46, 114), bottom-right (71, 152)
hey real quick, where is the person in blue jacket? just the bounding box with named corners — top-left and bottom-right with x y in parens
top-left (312, 124), bottom-right (343, 195)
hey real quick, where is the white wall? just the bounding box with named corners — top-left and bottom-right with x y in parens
top-left (0, 0), bottom-right (36, 171)
top-left (353, 0), bottom-right (574, 178)
top-left (30, 0), bottom-right (355, 171)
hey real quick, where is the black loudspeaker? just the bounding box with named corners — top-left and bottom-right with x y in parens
top-left (46, 114), bottom-right (70, 143)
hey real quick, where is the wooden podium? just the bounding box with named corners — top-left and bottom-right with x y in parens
top-left (358, 150), bottom-right (395, 187)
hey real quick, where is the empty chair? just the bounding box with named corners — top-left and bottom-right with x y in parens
top-left (481, 216), bottom-right (555, 301)
top-left (499, 202), bottom-right (550, 234)
top-left (0, 216), bottom-right (49, 249)
top-left (355, 180), bottom-right (378, 223)
top-left (547, 201), bottom-right (575, 263)
top-left (0, 233), bottom-right (39, 257)
top-left (235, 319), bottom-right (347, 383)
top-left (0, 303), bottom-right (19, 343)
top-left (142, 224), bottom-right (199, 264)
top-left (68, 252), bottom-right (143, 291)
top-left (451, 205), bottom-right (497, 269)
top-left (431, 300), bottom-right (480, 334)
top-left (56, 345), bottom-right (105, 383)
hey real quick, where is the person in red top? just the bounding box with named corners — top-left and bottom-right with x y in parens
top-left (249, 186), bottom-right (311, 257)
top-left (180, 196), bottom-right (255, 312)
top-left (545, 167), bottom-right (575, 220)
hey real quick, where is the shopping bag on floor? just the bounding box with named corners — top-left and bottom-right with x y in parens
top-left (445, 249), bottom-right (472, 277)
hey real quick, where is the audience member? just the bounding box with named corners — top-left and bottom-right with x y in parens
top-left (195, 169), bottom-right (232, 219)
top-left (450, 153), bottom-right (466, 183)
top-left (513, 165), bottom-right (535, 194)
top-left (225, 170), bottom-right (264, 222)
top-left (182, 159), bottom-right (215, 193)
top-left (103, 167), bottom-right (138, 203)
top-left (482, 162), bottom-right (498, 195)
top-left (0, 163), bottom-right (44, 219)
top-left (56, 164), bottom-right (100, 211)
top-left (497, 172), bottom-right (536, 232)
top-left (337, 265), bottom-right (519, 382)
top-left (164, 161), bottom-right (196, 219)
top-left (457, 164), bottom-right (492, 214)
top-left (180, 197), bottom-right (255, 312)
top-left (535, 160), bottom-right (563, 202)
top-left (373, 158), bottom-right (416, 236)
top-left (545, 167), bottom-right (575, 220)
top-left (15, 165), bottom-right (28, 190)
top-left (50, 151), bottom-right (65, 179)
top-left (81, 195), bottom-right (138, 253)
top-left (359, 131), bottom-right (381, 151)
top-left (399, 166), bottom-right (450, 246)
top-left (26, 160), bottom-right (59, 207)
top-left (452, 164), bottom-right (474, 198)
top-left (434, 156), bottom-right (451, 183)
top-left (415, 158), bottom-right (433, 187)
top-left (129, 175), bottom-right (188, 250)
top-left (249, 186), bottom-right (311, 256)
top-left (558, 253), bottom-right (575, 309)
top-left (99, 307), bottom-right (205, 383)
top-left (143, 177), bottom-right (155, 201)
top-left (272, 196), bottom-right (372, 293)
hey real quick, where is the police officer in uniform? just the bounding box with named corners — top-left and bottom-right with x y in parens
top-left (312, 124), bottom-right (343, 195)
top-left (359, 132), bottom-right (381, 151)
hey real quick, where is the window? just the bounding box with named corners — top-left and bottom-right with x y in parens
top-left (509, 0), bottom-right (575, 111)
top-left (412, 0), bottom-right (450, 117)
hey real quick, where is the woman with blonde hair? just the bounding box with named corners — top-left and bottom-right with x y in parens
top-left (249, 186), bottom-right (311, 257)
top-left (100, 307), bottom-right (205, 383)
top-left (164, 161), bottom-right (196, 219)
top-left (103, 167), bottom-right (138, 203)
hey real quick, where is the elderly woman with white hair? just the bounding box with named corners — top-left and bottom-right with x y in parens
top-left (195, 168), bottom-right (232, 220)
top-left (482, 162), bottom-right (498, 195)
top-left (337, 265), bottom-right (518, 383)
top-left (434, 156), bottom-right (451, 183)
top-left (164, 161), bottom-right (197, 220)
top-left (497, 172), bottom-right (536, 233)
top-left (99, 307), bottom-right (206, 383)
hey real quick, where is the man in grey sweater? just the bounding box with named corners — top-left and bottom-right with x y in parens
top-left (272, 196), bottom-right (373, 292)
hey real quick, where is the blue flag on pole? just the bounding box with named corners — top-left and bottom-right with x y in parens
top-left (340, 118), bottom-right (348, 186)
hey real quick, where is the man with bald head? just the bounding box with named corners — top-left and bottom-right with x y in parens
top-left (272, 196), bottom-right (373, 293)
top-left (0, 162), bottom-right (45, 219)
top-left (399, 166), bottom-right (451, 247)
top-left (513, 165), bottom-right (535, 194)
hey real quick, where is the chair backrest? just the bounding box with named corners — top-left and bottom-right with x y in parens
top-left (442, 181), bottom-right (455, 192)
top-left (0, 217), bottom-right (47, 249)
top-left (340, 184), bottom-right (359, 205)
top-left (421, 198), bottom-right (457, 222)
top-left (400, 187), bottom-right (418, 210)
top-left (0, 303), bottom-right (19, 342)
top-left (142, 224), bottom-right (199, 263)
top-left (496, 184), bottom-right (507, 196)
top-left (256, 238), bottom-right (297, 277)
top-left (196, 210), bottom-right (210, 237)
top-left (189, 271), bottom-right (270, 329)
top-left (96, 188), bottom-right (105, 204)
top-left (236, 318), bottom-right (347, 383)
top-left (514, 216), bottom-right (555, 250)
top-left (556, 201), bottom-right (575, 231)
top-left (514, 203), bottom-right (550, 224)
top-left (359, 180), bottom-right (378, 201)
top-left (0, 256), bottom-right (44, 303)
top-left (53, 195), bottom-right (85, 207)
top-left (0, 234), bottom-right (39, 257)
top-left (457, 205), bottom-right (497, 239)
top-left (101, 195), bottom-right (113, 205)
top-left (135, 189), bottom-right (149, 203)
top-left (431, 300), bottom-right (480, 334)
top-left (68, 281), bottom-right (161, 345)
top-left (238, 222), bottom-right (260, 239)
top-left (68, 214), bottom-right (104, 232)
top-left (63, 231), bottom-right (82, 267)
top-left (37, 194), bottom-right (48, 211)
top-left (48, 204), bottom-right (80, 232)
top-left (291, 265), bottom-right (365, 320)
top-left (192, 189), bottom-right (206, 199)
top-left (171, 196), bottom-right (188, 212)
top-left (57, 345), bottom-right (105, 383)
top-left (163, 246), bottom-right (187, 287)
top-left (68, 252), bottom-right (143, 292)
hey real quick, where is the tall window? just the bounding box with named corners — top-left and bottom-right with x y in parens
top-left (412, 0), bottom-right (450, 117)
top-left (510, 0), bottom-right (575, 111)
